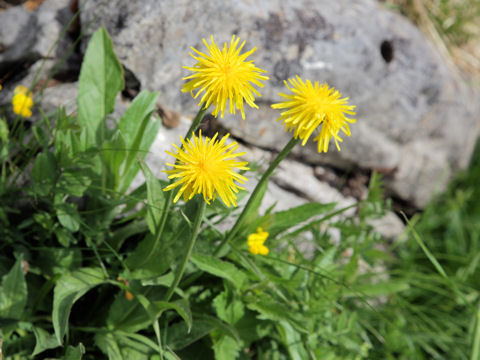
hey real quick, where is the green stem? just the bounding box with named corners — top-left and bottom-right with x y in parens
top-left (214, 137), bottom-right (300, 256)
top-left (164, 200), bottom-right (206, 301)
top-left (142, 105), bottom-right (208, 265)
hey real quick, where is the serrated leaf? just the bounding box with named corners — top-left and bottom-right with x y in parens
top-left (212, 334), bottom-right (241, 360)
top-left (53, 268), bottom-right (107, 344)
top-left (191, 253), bottom-right (247, 289)
top-left (0, 258), bottom-right (27, 319)
top-left (77, 26), bottom-right (123, 148)
top-left (213, 291), bottom-right (244, 325)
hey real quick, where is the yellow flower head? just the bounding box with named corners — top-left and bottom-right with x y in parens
top-left (12, 85), bottom-right (34, 118)
top-left (247, 227), bottom-right (269, 255)
top-left (164, 130), bottom-right (249, 207)
top-left (272, 76), bottom-right (356, 153)
top-left (182, 35), bottom-right (269, 119)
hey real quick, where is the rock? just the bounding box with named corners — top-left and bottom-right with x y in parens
top-left (79, 0), bottom-right (480, 208)
top-left (0, 0), bottom-right (78, 105)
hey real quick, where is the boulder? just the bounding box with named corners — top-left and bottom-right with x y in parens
top-left (0, 0), bottom-right (78, 105)
top-left (79, 0), bottom-right (480, 207)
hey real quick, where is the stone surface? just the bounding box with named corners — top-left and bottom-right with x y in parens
top-left (0, 0), bottom-right (78, 104)
top-left (79, 0), bottom-right (480, 208)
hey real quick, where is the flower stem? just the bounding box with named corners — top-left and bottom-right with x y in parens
top-left (164, 199), bottom-right (206, 301)
top-left (142, 105), bottom-right (208, 265)
top-left (214, 137), bottom-right (300, 256)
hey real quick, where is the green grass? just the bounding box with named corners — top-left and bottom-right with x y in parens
top-left (360, 141), bottom-right (480, 359)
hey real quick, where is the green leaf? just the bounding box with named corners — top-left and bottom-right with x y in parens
top-left (107, 292), bottom-right (150, 333)
top-left (151, 299), bottom-right (192, 332)
top-left (166, 320), bottom-right (215, 351)
top-left (266, 202), bottom-right (337, 238)
top-left (118, 91), bottom-right (160, 192)
top-left (57, 169), bottom-right (92, 197)
top-left (246, 298), bottom-right (307, 334)
top-left (65, 343), bottom-right (86, 360)
top-left (212, 334), bottom-right (241, 360)
top-left (213, 291), bottom-right (244, 325)
top-left (190, 253), bottom-right (247, 289)
top-left (124, 234), bottom-right (176, 277)
top-left (32, 327), bottom-right (60, 356)
top-left (138, 161), bottom-right (164, 235)
top-left (36, 248), bottom-right (82, 276)
top-left (32, 125), bottom-right (49, 148)
top-left (32, 151), bottom-right (57, 196)
top-left (56, 202), bottom-right (81, 232)
top-left (53, 268), bottom-right (107, 344)
top-left (95, 333), bottom-right (123, 360)
top-left (102, 130), bottom-right (126, 190)
top-left (0, 258), bottom-right (27, 319)
top-left (125, 211), bottom-right (186, 276)
top-left (77, 26), bottom-right (123, 148)
top-left (277, 320), bottom-right (308, 360)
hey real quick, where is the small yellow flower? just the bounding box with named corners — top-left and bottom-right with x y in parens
top-left (12, 85), bottom-right (34, 118)
top-left (247, 227), bottom-right (269, 255)
top-left (182, 35), bottom-right (269, 119)
top-left (164, 130), bottom-right (249, 207)
top-left (272, 76), bottom-right (356, 153)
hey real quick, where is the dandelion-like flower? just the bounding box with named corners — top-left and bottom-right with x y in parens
top-left (164, 131), bottom-right (249, 207)
top-left (182, 35), bottom-right (269, 119)
top-left (247, 227), bottom-right (269, 255)
top-left (12, 85), bottom-right (34, 118)
top-left (272, 76), bottom-right (356, 153)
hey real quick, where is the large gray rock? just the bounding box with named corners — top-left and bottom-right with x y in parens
top-left (0, 0), bottom-right (77, 104)
top-left (80, 0), bottom-right (480, 208)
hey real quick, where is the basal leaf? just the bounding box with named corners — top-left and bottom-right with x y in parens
top-left (53, 268), bottom-right (107, 344)
top-left (77, 26), bottom-right (123, 148)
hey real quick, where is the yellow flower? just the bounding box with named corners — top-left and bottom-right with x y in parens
top-left (182, 35), bottom-right (269, 119)
top-left (247, 227), bottom-right (269, 255)
top-left (12, 85), bottom-right (34, 118)
top-left (271, 76), bottom-right (356, 153)
top-left (164, 130), bottom-right (249, 207)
